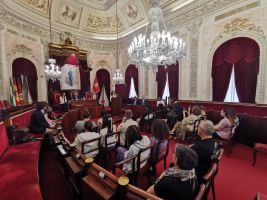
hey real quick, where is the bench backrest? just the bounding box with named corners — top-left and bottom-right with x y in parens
top-left (10, 109), bottom-right (35, 129)
top-left (0, 122), bottom-right (9, 157)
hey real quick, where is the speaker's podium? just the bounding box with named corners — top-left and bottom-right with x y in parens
top-left (111, 95), bottom-right (122, 116)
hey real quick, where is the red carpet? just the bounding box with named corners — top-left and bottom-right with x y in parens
top-left (39, 135), bottom-right (267, 199)
top-left (155, 139), bottom-right (267, 200)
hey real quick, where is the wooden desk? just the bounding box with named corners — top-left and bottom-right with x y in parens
top-left (70, 100), bottom-right (102, 118)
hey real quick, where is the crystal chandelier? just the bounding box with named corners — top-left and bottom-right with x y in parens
top-left (113, 0), bottom-right (124, 83)
top-left (128, 0), bottom-right (186, 68)
top-left (44, 0), bottom-right (61, 82)
top-left (45, 58), bottom-right (61, 82)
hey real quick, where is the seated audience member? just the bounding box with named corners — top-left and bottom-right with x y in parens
top-left (199, 105), bottom-right (207, 119)
top-left (71, 121), bottom-right (100, 158)
top-left (155, 103), bottom-right (166, 119)
top-left (99, 114), bottom-right (117, 147)
top-left (156, 97), bottom-right (165, 106)
top-left (44, 106), bottom-right (56, 128)
top-left (170, 106), bottom-right (201, 140)
top-left (173, 101), bottom-right (184, 121)
top-left (212, 108), bottom-right (238, 140)
top-left (59, 92), bottom-right (68, 112)
top-left (147, 144), bottom-right (198, 200)
top-left (29, 101), bottom-right (54, 134)
top-left (71, 90), bottom-right (80, 100)
top-left (74, 110), bottom-right (96, 134)
top-left (117, 110), bottom-right (138, 146)
top-left (97, 110), bottom-right (108, 128)
top-left (138, 104), bottom-right (153, 128)
top-left (116, 125), bottom-right (150, 173)
top-left (150, 119), bottom-right (170, 163)
top-left (191, 120), bottom-right (220, 183)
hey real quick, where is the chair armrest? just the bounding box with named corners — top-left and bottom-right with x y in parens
top-left (112, 154), bottom-right (137, 175)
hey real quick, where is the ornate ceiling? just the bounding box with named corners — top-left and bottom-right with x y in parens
top-left (0, 0), bottom-right (197, 40)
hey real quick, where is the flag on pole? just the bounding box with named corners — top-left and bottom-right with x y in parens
top-left (25, 76), bottom-right (32, 104)
top-left (9, 78), bottom-right (15, 106)
top-left (21, 75), bottom-right (28, 104)
top-left (99, 85), bottom-right (109, 107)
top-left (16, 77), bottom-right (24, 105)
top-left (92, 76), bottom-right (100, 94)
top-left (13, 78), bottom-right (20, 106)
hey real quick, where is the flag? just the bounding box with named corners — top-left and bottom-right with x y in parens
top-left (13, 78), bottom-right (20, 106)
top-left (9, 78), bottom-right (15, 106)
top-left (22, 75), bottom-right (28, 104)
top-left (25, 76), bottom-right (32, 104)
top-left (93, 77), bottom-right (100, 94)
top-left (99, 85), bottom-right (109, 107)
top-left (16, 76), bottom-right (24, 105)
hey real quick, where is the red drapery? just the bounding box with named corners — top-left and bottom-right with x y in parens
top-left (12, 58), bottom-right (38, 101)
top-left (96, 69), bottom-right (110, 100)
top-left (156, 62), bottom-right (179, 99)
top-left (79, 59), bottom-right (90, 94)
top-left (212, 37), bottom-right (259, 103)
top-left (125, 65), bottom-right (138, 97)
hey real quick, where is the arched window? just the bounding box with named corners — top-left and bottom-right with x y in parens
top-left (125, 65), bottom-right (138, 97)
top-left (12, 58), bottom-right (38, 101)
top-left (212, 37), bottom-right (259, 103)
top-left (157, 62), bottom-right (179, 100)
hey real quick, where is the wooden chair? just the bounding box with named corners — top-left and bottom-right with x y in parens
top-left (202, 148), bottom-right (224, 200)
top-left (151, 138), bottom-right (170, 176)
top-left (135, 144), bottom-right (154, 186)
top-left (81, 136), bottom-right (102, 161)
top-left (214, 126), bottom-right (236, 157)
top-left (253, 143), bottom-right (267, 166)
top-left (101, 131), bottom-right (120, 169)
top-left (194, 183), bottom-right (210, 200)
top-left (112, 155), bottom-right (137, 184)
top-left (85, 92), bottom-right (93, 100)
top-left (203, 163), bottom-right (218, 200)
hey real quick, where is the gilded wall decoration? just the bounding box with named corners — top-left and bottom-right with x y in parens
top-left (211, 18), bottom-right (265, 49)
top-left (17, 0), bottom-right (49, 15)
top-left (56, 2), bottom-right (82, 28)
top-left (96, 59), bottom-right (109, 68)
top-left (84, 14), bottom-right (124, 33)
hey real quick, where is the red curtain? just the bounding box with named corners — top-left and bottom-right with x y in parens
top-left (156, 62), bottom-right (179, 99)
top-left (125, 65), bottom-right (138, 97)
top-left (79, 59), bottom-right (90, 95)
top-left (96, 69), bottom-right (110, 99)
top-left (115, 84), bottom-right (127, 100)
top-left (212, 37), bottom-right (259, 103)
top-left (12, 58), bottom-right (38, 101)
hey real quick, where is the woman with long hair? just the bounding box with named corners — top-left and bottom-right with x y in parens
top-left (213, 108), bottom-right (238, 139)
top-left (116, 125), bottom-right (150, 173)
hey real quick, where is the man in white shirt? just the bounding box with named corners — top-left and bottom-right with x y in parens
top-left (117, 110), bottom-right (138, 146)
top-left (71, 121), bottom-right (100, 158)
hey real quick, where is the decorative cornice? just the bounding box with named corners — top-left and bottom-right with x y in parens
top-left (211, 17), bottom-right (265, 49)
top-left (167, 0), bottom-right (245, 28)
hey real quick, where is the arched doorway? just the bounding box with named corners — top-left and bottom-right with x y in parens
top-left (212, 37), bottom-right (260, 103)
top-left (125, 65), bottom-right (138, 98)
top-left (96, 69), bottom-right (110, 99)
top-left (12, 58), bottom-right (38, 101)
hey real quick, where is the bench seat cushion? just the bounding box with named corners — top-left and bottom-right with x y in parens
top-left (255, 143), bottom-right (267, 153)
top-left (0, 141), bottom-right (42, 200)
